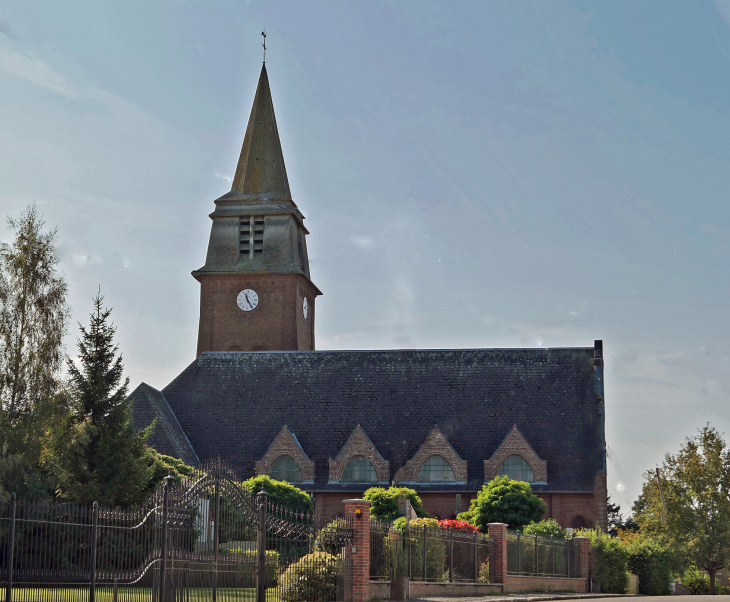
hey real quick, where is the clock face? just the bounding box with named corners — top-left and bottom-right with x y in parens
top-left (237, 289), bottom-right (259, 312)
top-left (303, 297), bottom-right (308, 319)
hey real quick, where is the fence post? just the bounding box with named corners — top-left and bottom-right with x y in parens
top-left (160, 474), bottom-right (174, 602)
top-left (448, 527), bottom-right (453, 582)
top-left (256, 488), bottom-right (268, 602)
top-left (90, 501), bottom-right (98, 602)
top-left (421, 524), bottom-right (427, 581)
top-left (574, 537), bottom-right (590, 583)
top-left (344, 499), bottom-right (371, 602)
top-left (5, 493), bottom-right (15, 602)
top-left (487, 523), bottom-right (507, 585)
top-left (213, 476), bottom-right (221, 602)
top-left (534, 535), bottom-right (538, 576)
top-left (516, 532), bottom-right (521, 574)
top-left (473, 531), bottom-right (478, 583)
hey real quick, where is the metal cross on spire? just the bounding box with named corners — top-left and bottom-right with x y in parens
top-left (261, 30), bottom-right (267, 63)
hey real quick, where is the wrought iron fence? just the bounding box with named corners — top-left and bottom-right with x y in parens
top-left (1, 460), bottom-right (354, 602)
top-left (370, 520), bottom-right (492, 584)
top-left (506, 532), bottom-right (579, 578)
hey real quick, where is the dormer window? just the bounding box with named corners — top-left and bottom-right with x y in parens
top-left (497, 455), bottom-right (534, 483)
top-left (270, 455), bottom-right (302, 483)
top-left (341, 456), bottom-right (377, 483)
top-left (418, 455), bottom-right (456, 482)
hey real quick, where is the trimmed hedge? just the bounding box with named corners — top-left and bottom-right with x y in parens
top-left (625, 538), bottom-right (672, 595)
top-left (575, 529), bottom-right (628, 594)
top-left (279, 552), bottom-right (340, 602)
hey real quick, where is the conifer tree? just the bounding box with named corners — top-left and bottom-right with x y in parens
top-left (52, 291), bottom-right (153, 506)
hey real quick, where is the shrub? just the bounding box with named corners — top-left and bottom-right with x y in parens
top-left (228, 549), bottom-right (279, 587)
top-left (279, 552), bottom-right (340, 602)
top-left (623, 536), bottom-right (672, 596)
top-left (523, 518), bottom-right (565, 539)
top-left (242, 474), bottom-right (313, 513)
top-left (395, 518), bottom-right (446, 581)
top-left (478, 560), bottom-right (490, 583)
top-left (438, 519), bottom-right (479, 533)
top-left (314, 520), bottom-right (345, 556)
top-left (457, 476), bottom-right (546, 531)
top-left (681, 565), bottom-right (710, 595)
top-left (575, 529), bottom-right (628, 594)
top-left (363, 487), bottom-right (429, 520)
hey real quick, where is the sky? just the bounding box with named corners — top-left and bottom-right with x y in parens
top-left (1, 0), bottom-right (729, 514)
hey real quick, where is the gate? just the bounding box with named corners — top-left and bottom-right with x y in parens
top-left (1, 460), bottom-right (354, 602)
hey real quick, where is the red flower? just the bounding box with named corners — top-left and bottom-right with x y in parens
top-left (438, 519), bottom-right (479, 533)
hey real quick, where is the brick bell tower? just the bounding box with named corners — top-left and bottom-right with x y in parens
top-left (193, 65), bottom-right (321, 355)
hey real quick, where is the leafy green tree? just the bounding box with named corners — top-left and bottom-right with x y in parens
top-left (632, 425), bottom-right (730, 594)
top-left (0, 205), bottom-right (69, 500)
top-left (523, 518), bottom-right (565, 539)
top-left (50, 291), bottom-right (153, 506)
top-left (363, 486), bottom-right (429, 521)
top-left (606, 494), bottom-right (638, 536)
top-left (242, 474), bottom-right (313, 514)
top-left (457, 476), bottom-right (545, 531)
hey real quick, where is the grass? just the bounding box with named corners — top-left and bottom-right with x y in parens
top-left (5, 587), bottom-right (282, 602)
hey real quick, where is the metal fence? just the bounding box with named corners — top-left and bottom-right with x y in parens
top-left (506, 532), bottom-right (579, 578)
top-left (1, 460), bottom-right (354, 602)
top-left (370, 520), bottom-right (492, 584)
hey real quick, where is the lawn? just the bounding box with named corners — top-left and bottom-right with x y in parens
top-left (4, 587), bottom-right (276, 602)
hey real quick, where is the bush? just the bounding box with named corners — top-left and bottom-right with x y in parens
top-left (457, 476), bottom-right (546, 531)
top-left (523, 518), bottom-right (565, 539)
top-left (242, 475), bottom-right (313, 513)
top-left (279, 552), bottom-right (340, 602)
top-left (395, 518), bottom-right (446, 581)
top-left (681, 566), bottom-right (710, 595)
top-left (438, 519), bottom-right (479, 533)
top-left (576, 529), bottom-right (628, 594)
top-left (313, 520), bottom-right (344, 555)
top-left (363, 487), bottom-right (429, 520)
top-left (228, 549), bottom-right (279, 587)
top-left (623, 536), bottom-right (672, 596)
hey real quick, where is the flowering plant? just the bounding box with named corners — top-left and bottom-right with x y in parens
top-left (438, 519), bottom-right (479, 533)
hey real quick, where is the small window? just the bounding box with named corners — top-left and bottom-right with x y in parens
top-left (341, 455), bottom-right (377, 483)
top-left (497, 455), bottom-right (534, 483)
top-left (572, 516), bottom-right (586, 529)
top-left (270, 456), bottom-right (301, 483)
top-left (418, 456), bottom-right (456, 482)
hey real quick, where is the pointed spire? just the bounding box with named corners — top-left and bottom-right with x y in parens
top-left (231, 65), bottom-right (291, 200)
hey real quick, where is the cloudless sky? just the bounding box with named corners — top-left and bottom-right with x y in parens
top-left (1, 0), bottom-right (729, 514)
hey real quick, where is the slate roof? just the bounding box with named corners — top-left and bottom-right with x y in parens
top-left (129, 383), bottom-right (200, 467)
top-left (145, 347), bottom-right (605, 492)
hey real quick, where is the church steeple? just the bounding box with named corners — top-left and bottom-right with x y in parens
top-left (192, 65), bottom-right (321, 356)
top-left (230, 65), bottom-right (291, 200)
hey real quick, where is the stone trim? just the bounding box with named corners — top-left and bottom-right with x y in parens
top-left (328, 425), bottom-right (390, 483)
top-left (393, 426), bottom-right (468, 483)
top-left (594, 470), bottom-right (608, 532)
top-left (255, 425), bottom-right (315, 483)
top-left (484, 425), bottom-right (548, 483)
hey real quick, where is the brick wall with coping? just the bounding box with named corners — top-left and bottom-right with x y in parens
top-left (344, 499), bottom-right (371, 602)
top-left (488, 522), bottom-right (508, 584)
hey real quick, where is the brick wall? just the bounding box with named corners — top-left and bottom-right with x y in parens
top-left (195, 273), bottom-right (316, 354)
top-left (504, 576), bottom-right (587, 593)
top-left (344, 499), bottom-right (371, 602)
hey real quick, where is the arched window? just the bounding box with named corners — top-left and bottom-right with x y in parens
top-left (341, 456), bottom-right (377, 483)
top-left (572, 516), bottom-right (586, 529)
top-left (270, 455), bottom-right (302, 483)
top-left (497, 455), bottom-right (534, 483)
top-left (418, 456), bottom-right (456, 482)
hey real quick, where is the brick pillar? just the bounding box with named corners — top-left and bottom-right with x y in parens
top-left (574, 536), bottom-right (590, 580)
top-left (488, 523), bottom-right (508, 584)
top-left (345, 499), bottom-right (372, 602)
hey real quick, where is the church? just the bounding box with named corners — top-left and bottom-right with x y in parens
top-left (130, 64), bottom-right (608, 531)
